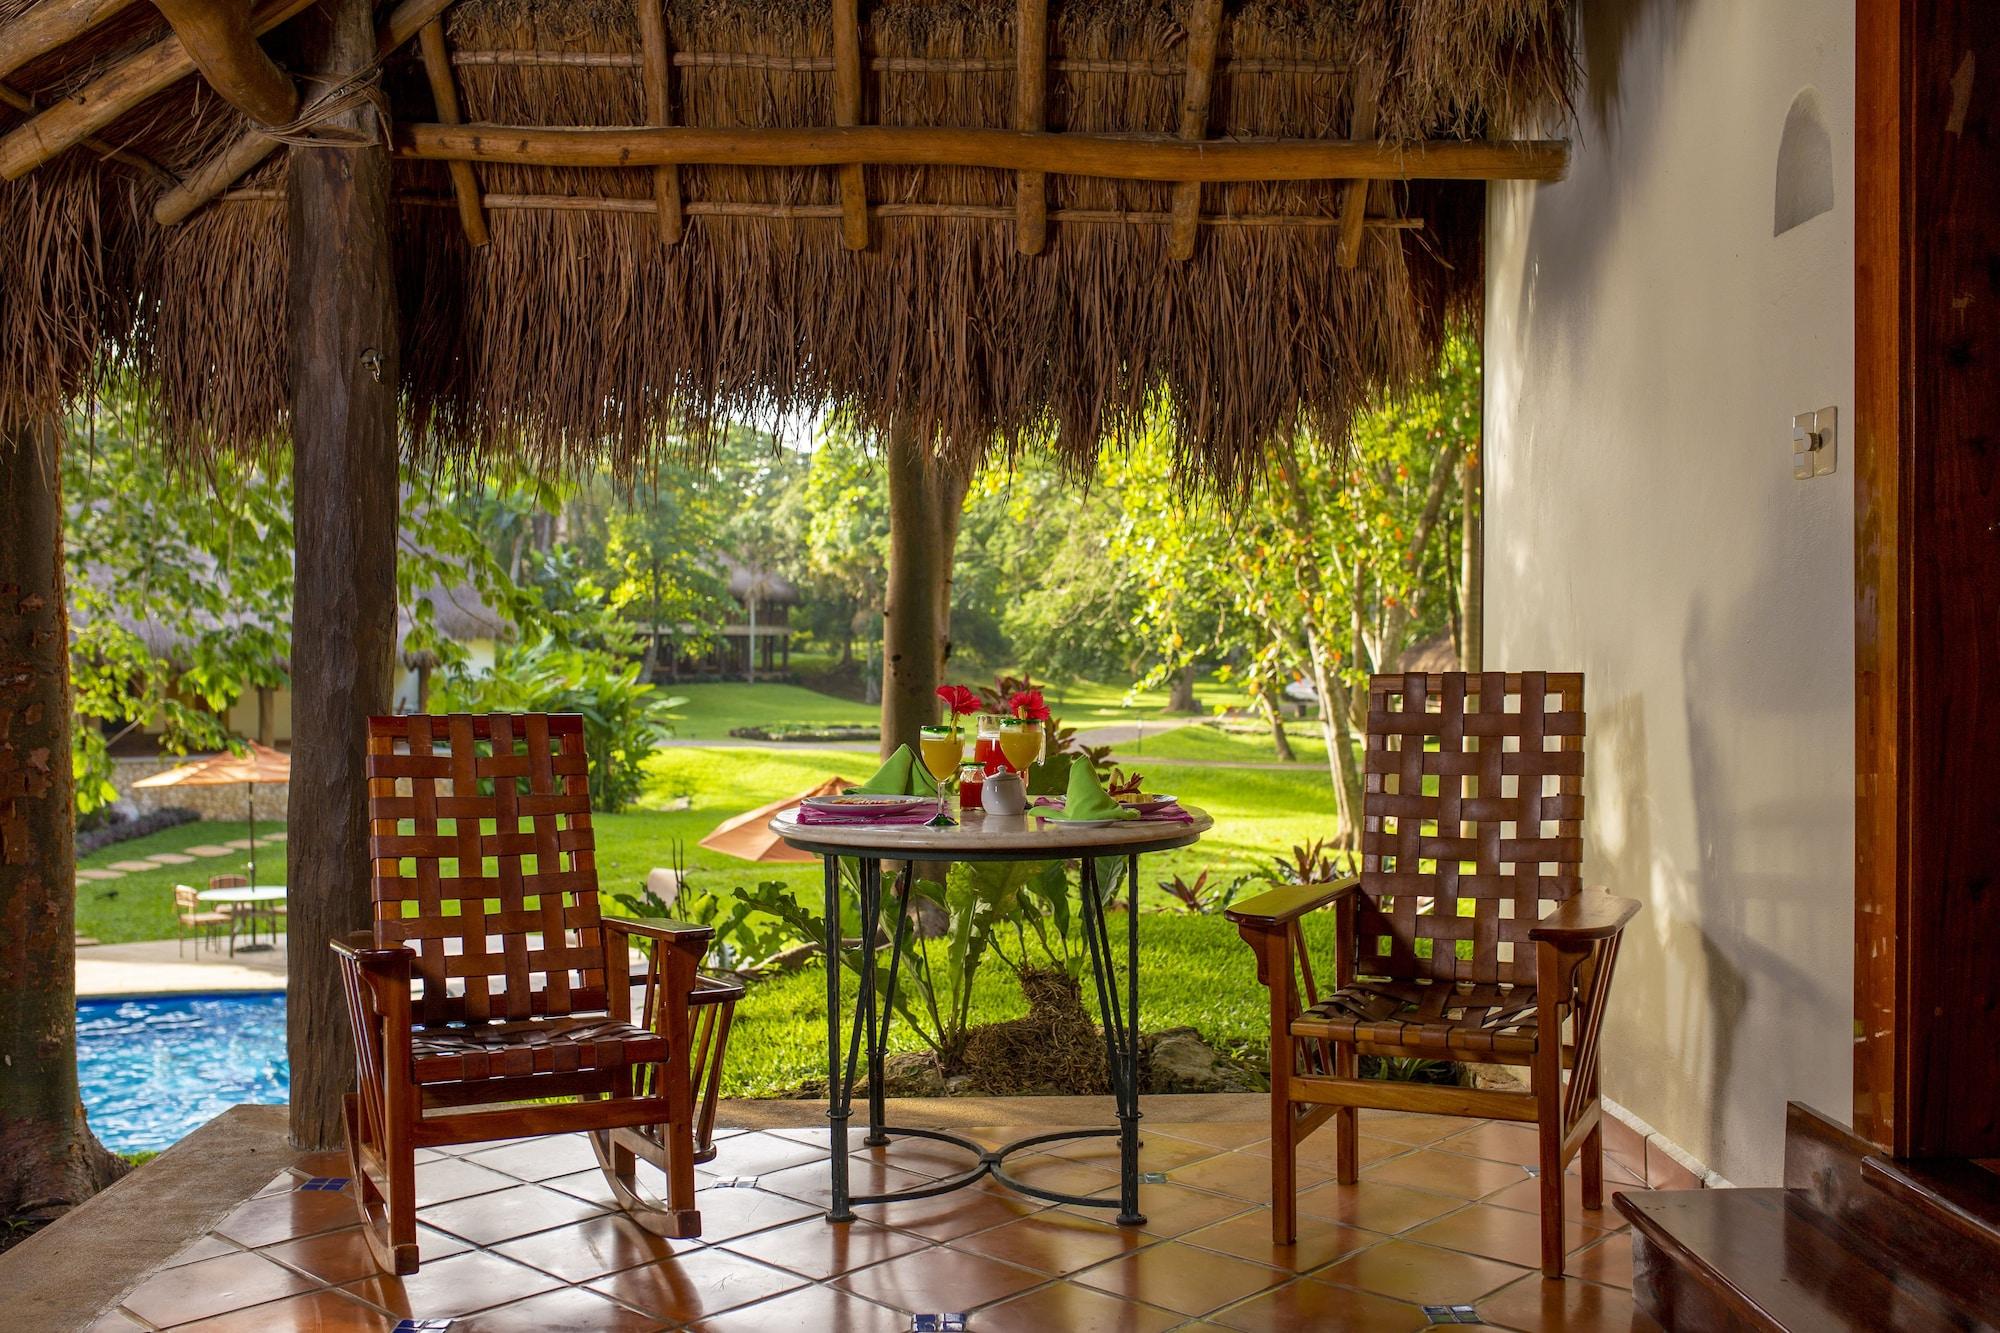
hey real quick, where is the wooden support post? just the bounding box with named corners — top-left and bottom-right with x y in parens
top-left (1013, 0), bottom-right (1047, 255)
top-left (0, 0), bottom-right (143, 85)
top-left (0, 0), bottom-right (317, 181)
top-left (151, 0), bottom-right (462, 226)
top-left (1166, 0), bottom-right (1223, 261)
top-left (417, 18), bottom-right (488, 247)
top-left (1336, 66), bottom-right (1383, 268)
top-left (831, 0), bottom-right (868, 250)
top-left (634, 0), bottom-right (683, 244)
top-left (286, 0), bottom-right (401, 1152)
top-left (152, 0), bottom-right (299, 126)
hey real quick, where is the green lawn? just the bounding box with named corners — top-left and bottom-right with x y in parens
top-left (76, 819), bottom-right (287, 945)
top-left (660, 683), bottom-right (879, 740)
top-left (1115, 719), bottom-right (1332, 767)
top-left (1042, 675), bottom-right (1257, 721)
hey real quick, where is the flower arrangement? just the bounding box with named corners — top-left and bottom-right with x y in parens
top-left (935, 683), bottom-right (981, 729)
top-left (1006, 687), bottom-right (1050, 722)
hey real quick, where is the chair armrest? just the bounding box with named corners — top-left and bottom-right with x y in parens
top-left (329, 932), bottom-right (414, 977)
top-left (1225, 876), bottom-right (1361, 929)
top-left (605, 917), bottom-right (714, 946)
top-left (1529, 889), bottom-right (1641, 945)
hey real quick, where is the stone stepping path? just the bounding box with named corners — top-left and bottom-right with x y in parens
top-left (148, 852), bottom-right (196, 865)
top-left (77, 868), bottom-right (124, 882)
top-left (77, 827), bottom-right (288, 888)
top-left (183, 844), bottom-right (236, 857)
top-left (107, 859), bottom-right (159, 873)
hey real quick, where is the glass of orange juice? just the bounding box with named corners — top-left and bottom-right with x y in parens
top-left (920, 725), bottom-right (961, 825)
top-left (997, 718), bottom-right (1042, 774)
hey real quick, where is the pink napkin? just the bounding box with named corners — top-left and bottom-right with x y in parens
top-left (794, 805), bottom-right (938, 826)
top-left (1030, 798), bottom-right (1195, 825)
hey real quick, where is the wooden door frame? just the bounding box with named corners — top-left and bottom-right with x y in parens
top-left (1852, 0), bottom-right (1999, 1159)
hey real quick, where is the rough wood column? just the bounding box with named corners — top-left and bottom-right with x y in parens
top-left (880, 419), bottom-right (950, 758)
top-left (0, 417), bottom-right (126, 1217)
top-left (285, 0), bottom-right (400, 1151)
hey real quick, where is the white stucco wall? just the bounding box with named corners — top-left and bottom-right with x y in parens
top-left (1484, 0), bottom-right (1855, 1185)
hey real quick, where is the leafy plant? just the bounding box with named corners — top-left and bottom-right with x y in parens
top-left (434, 634), bottom-right (671, 812)
top-left (1266, 838), bottom-right (1350, 886)
top-left (1155, 869), bottom-right (1252, 916)
top-left (611, 876), bottom-right (805, 974)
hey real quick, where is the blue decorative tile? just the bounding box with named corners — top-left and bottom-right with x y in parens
top-left (1422, 1305), bottom-right (1482, 1325)
top-left (710, 1175), bottom-right (759, 1188)
top-left (911, 1317), bottom-right (967, 1332)
top-left (393, 1321), bottom-right (453, 1332)
top-left (298, 1177), bottom-right (350, 1192)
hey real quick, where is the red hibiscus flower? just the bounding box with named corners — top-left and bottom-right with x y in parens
top-left (1007, 688), bottom-right (1050, 722)
top-left (935, 684), bottom-right (981, 721)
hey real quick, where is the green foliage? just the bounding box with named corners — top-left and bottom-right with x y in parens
top-left (610, 876), bottom-right (804, 973)
top-left (1154, 869), bottom-right (1255, 916)
top-left (433, 635), bottom-right (671, 812)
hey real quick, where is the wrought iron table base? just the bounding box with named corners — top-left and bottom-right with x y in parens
top-left (822, 852), bottom-right (1148, 1226)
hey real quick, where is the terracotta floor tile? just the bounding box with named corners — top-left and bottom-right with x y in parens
top-left (256, 1169), bottom-right (305, 1198)
top-left (686, 1283), bottom-right (908, 1332)
top-left (1072, 1238), bottom-right (1289, 1317)
top-left (947, 1210), bottom-right (1157, 1275)
top-left (1359, 1112), bottom-right (1482, 1145)
top-left (82, 1313), bottom-right (147, 1332)
top-left (1474, 1273), bottom-right (1662, 1332)
top-left (121, 1251), bottom-right (317, 1327)
top-left (1567, 1232), bottom-right (1634, 1289)
top-left (1313, 1239), bottom-right (1527, 1306)
top-left (959, 1124), bottom-right (1095, 1150)
top-left (161, 1234), bottom-right (241, 1269)
top-left (1170, 1149), bottom-right (1330, 1201)
top-left (975, 1279), bottom-right (1185, 1332)
top-left (1148, 1121), bottom-right (1272, 1151)
top-left (832, 1245), bottom-right (1044, 1313)
top-left (1058, 1181), bottom-right (1254, 1239)
top-left (292, 1149), bottom-right (355, 1178)
top-left (337, 1249), bottom-right (564, 1319)
top-left (1041, 1130), bottom-right (1227, 1174)
top-left (753, 1155), bottom-right (938, 1209)
top-left (1363, 1149), bottom-right (1532, 1200)
top-left (719, 1217), bottom-right (929, 1280)
top-left (704, 1131), bottom-right (830, 1177)
top-left (494, 1212), bottom-right (705, 1282)
top-left (681, 1183), bottom-right (825, 1242)
top-left (848, 1134), bottom-right (984, 1180)
top-left (1178, 1210), bottom-right (1381, 1272)
top-left (260, 1224), bottom-right (470, 1285)
top-left (213, 1186), bottom-right (364, 1248)
top-left (1482, 1174), bottom-right (1632, 1230)
top-left (1404, 1202), bottom-right (1606, 1270)
top-left (411, 1156), bottom-right (520, 1207)
top-left (160, 1287), bottom-right (394, 1331)
top-left (419, 1182), bottom-right (606, 1246)
top-left (1438, 1121), bottom-right (1545, 1167)
top-left (589, 1249), bottom-right (808, 1322)
top-left (990, 1151), bottom-right (1124, 1198)
top-left (447, 1285), bottom-right (662, 1332)
top-left (1207, 1277), bottom-right (1432, 1333)
top-left (866, 1182), bottom-right (1047, 1241)
top-left (1644, 1141), bottom-right (1702, 1191)
top-left (466, 1133), bottom-right (604, 1182)
top-left (1245, 1129), bottom-right (1407, 1172)
top-left (1296, 1179), bottom-right (1465, 1234)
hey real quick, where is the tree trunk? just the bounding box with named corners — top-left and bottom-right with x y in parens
top-left (1305, 624), bottom-right (1364, 851)
top-left (0, 416), bottom-right (127, 1220)
top-left (932, 468), bottom-right (969, 677)
top-left (1460, 441), bottom-right (1483, 673)
top-left (285, 0), bottom-right (400, 1152)
top-left (1258, 690), bottom-right (1296, 762)
top-left (1166, 665), bottom-right (1200, 714)
top-left (881, 420), bottom-right (945, 757)
top-left (256, 684), bottom-right (276, 746)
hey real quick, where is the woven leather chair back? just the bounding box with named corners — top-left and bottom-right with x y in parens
top-left (366, 713), bottom-right (606, 1027)
top-left (1359, 671), bottom-right (1585, 987)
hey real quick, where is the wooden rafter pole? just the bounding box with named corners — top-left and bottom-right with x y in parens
top-left (398, 123), bottom-right (1571, 183)
top-left (1336, 65), bottom-right (1383, 268)
top-left (153, 0), bottom-right (464, 226)
top-left (831, 0), bottom-right (868, 250)
top-left (1013, 0), bottom-right (1047, 255)
top-left (0, 0), bottom-right (144, 85)
top-left (417, 18), bottom-right (488, 246)
top-left (1166, 0), bottom-right (1222, 261)
top-left (151, 0), bottom-right (298, 125)
top-left (633, 0), bottom-right (683, 244)
top-left (0, 82), bottom-right (168, 180)
top-left (0, 0), bottom-right (317, 180)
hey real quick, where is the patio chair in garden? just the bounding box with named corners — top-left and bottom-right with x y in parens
top-left (1229, 671), bottom-right (1639, 1279)
top-left (334, 712), bottom-right (713, 1274)
top-left (172, 884), bottom-right (234, 957)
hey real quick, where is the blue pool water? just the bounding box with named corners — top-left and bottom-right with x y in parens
top-left (77, 992), bottom-right (289, 1155)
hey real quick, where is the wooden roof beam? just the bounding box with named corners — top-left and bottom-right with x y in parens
top-left (0, 0), bottom-right (317, 181)
top-left (1336, 66), bottom-right (1384, 267)
top-left (1166, 0), bottom-right (1222, 261)
top-left (151, 0), bottom-right (298, 126)
top-left (0, 0), bottom-right (145, 85)
top-left (831, 0), bottom-right (868, 250)
top-left (633, 0), bottom-right (683, 244)
top-left (1013, 0), bottom-right (1047, 255)
top-left (398, 124), bottom-right (1571, 184)
top-left (417, 17), bottom-right (487, 246)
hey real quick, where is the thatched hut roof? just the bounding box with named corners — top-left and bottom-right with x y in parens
top-left (0, 0), bottom-right (1571, 484)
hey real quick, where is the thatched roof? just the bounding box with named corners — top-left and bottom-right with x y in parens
top-left (0, 0), bottom-right (1572, 484)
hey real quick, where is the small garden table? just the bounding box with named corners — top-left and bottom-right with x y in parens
top-left (195, 883), bottom-right (286, 950)
top-left (769, 806), bottom-right (1211, 1226)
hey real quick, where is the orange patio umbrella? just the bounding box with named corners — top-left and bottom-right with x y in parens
top-left (697, 776), bottom-right (852, 864)
top-left (133, 741), bottom-right (290, 883)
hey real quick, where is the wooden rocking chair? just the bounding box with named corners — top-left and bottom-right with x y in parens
top-left (1229, 672), bottom-right (1639, 1279)
top-left (334, 712), bottom-right (711, 1275)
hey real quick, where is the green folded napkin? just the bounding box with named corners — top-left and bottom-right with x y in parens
top-left (1044, 759), bottom-right (1136, 821)
top-left (848, 744), bottom-right (938, 797)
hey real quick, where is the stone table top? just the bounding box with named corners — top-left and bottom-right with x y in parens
top-left (768, 806), bottom-right (1211, 861)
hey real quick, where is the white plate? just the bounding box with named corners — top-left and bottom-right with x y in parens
top-left (1115, 793), bottom-right (1177, 812)
top-left (801, 794), bottom-right (932, 815)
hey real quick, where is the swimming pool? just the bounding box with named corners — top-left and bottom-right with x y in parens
top-left (76, 992), bottom-right (289, 1155)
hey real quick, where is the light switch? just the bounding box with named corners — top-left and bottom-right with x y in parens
top-left (1793, 406), bottom-right (1837, 479)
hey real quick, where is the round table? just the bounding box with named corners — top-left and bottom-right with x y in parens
top-left (769, 806), bottom-right (1212, 1226)
top-left (196, 884), bottom-right (287, 950)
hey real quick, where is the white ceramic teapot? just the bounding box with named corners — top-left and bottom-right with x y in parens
top-left (981, 768), bottom-right (1028, 816)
